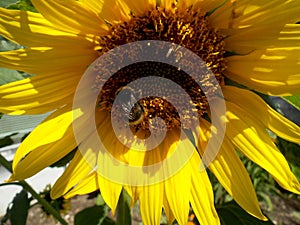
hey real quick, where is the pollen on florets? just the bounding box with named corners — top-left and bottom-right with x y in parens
top-left (95, 6), bottom-right (226, 132)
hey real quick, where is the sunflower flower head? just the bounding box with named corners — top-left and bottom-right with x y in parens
top-left (1, 0), bottom-right (300, 225)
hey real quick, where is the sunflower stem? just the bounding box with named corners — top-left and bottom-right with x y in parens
top-left (19, 181), bottom-right (69, 225)
top-left (0, 154), bottom-right (68, 225)
top-left (0, 153), bottom-right (12, 172)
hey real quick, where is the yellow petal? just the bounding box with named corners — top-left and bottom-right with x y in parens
top-left (10, 106), bottom-right (77, 173)
top-left (212, 0), bottom-right (300, 30)
top-left (139, 184), bottom-right (163, 225)
top-left (189, 152), bottom-right (220, 225)
top-left (225, 23), bottom-right (300, 53)
top-left (207, 0), bottom-right (241, 29)
top-left (178, 0), bottom-right (226, 13)
top-left (11, 126), bottom-right (76, 180)
top-left (97, 175), bottom-right (122, 214)
top-left (50, 107), bottom-right (102, 198)
top-left (223, 86), bottom-right (300, 143)
top-left (225, 48), bottom-right (300, 95)
top-left (197, 119), bottom-right (266, 220)
top-left (233, 0), bottom-right (300, 27)
top-left (104, 122), bottom-right (164, 167)
top-left (123, 0), bottom-right (155, 15)
top-left (51, 149), bottom-right (96, 199)
top-left (0, 75), bottom-right (74, 99)
top-left (214, 140), bottom-right (266, 220)
top-left (164, 151), bottom-right (192, 224)
top-left (0, 72), bottom-right (79, 114)
top-left (0, 96), bottom-right (73, 115)
top-left (64, 171), bottom-right (99, 198)
top-left (96, 117), bottom-right (131, 183)
top-left (0, 47), bottom-right (97, 75)
top-left (116, 129), bottom-right (179, 167)
top-left (0, 7), bottom-right (96, 47)
top-left (10, 107), bottom-right (95, 180)
top-left (225, 101), bottom-right (300, 194)
top-left (80, 0), bottom-right (131, 24)
top-left (162, 199), bottom-right (175, 225)
top-left (123, 186), bottom-right (142, 207)
top-left (31, 0), bottom-right (108, 34)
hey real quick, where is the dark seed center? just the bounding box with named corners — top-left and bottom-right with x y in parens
top-left (95, 6), bottom-right (226, 131)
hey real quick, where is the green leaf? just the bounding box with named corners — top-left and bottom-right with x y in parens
top-left (10, 190), bottom-right (30, 225)
top-left (95, 194), bottom-right (106, 206)
top-left (7, 0), bottom-right (37, 12)
top-left (283, 95), bottom-right (300, 111)
top-left (0, 0), bottom-right (18, 8)
top-left (0, 68), bottom-right (24, 85)
top-left (116, 190), bottom-right (131, 225)
top-left (101, 217), bottom-right (116, 225)
top-left (74, 205), bottom-right (109, 225)
top-left (217, 201), bottom-right (275, 225)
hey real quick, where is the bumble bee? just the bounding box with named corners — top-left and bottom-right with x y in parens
top-left (115, 87), bottom-right (145, 126)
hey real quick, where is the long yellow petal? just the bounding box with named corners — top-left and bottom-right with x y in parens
top-left (10, 106), bottom-right (75, 172)
top-left (207, 0), bottom-right (240, 29)
top-left (10, 107), bottom-right (95, 181)
top-left (30, 0), bottom-right (108, 35)
top-left (197, 119), bottom-right (266, 220)
top-left (223, 86), bottom-right (300, 143)
top-left (232, 0), bottom-right (300, 26)
top-left (51, 149), bottom-right (96, 199)
top-left (0, 47), bottom-right (97, 75)
top-left (80, 0), bottom-right (131, 24)
top-left (0, 72), bottom-right (79, 114)
top-left (162, 199), bottom-right (175, 225)
top-left (225, 102), bottom-right (300, 194)
top-left (225, 48), bottom-right (300, 95)
top-left (50, 106), bottom-right (102, 198)
top-left (64, 171), bottom-right (99, 198)
top-left (0, 96), bottom-right (73, 115)
top-left (0, 7), bottom-right (95, 47)
top-left (98, 175), bottom-right (122, 214)
top-left (164, 151), bottom-right (192, 224)
top-left (0, 75), bottom-right (75, 98)
top-left (123, 186), bottom-right (142, 207)
top-left (213, 140), bottom-right (266, 220)
top-left (115, 129), bottom-right (178, 167)
top-left (122, 0), bottom-right (155, 15)
top-left (189, 152), bottom-right (220, 225)
top-left (178, 0), bottom-right (226, 13)
top-left (212, 0), bottom-right (300, 30)
top-left (11, 125), bottom-right (76, 180)
top-left (139, 184), bottom-right (163, 225)
top-left (225, 23), bottom-right (300, 54)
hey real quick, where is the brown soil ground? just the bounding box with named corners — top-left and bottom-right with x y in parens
top-left (2, 194), bottom-right (300, 225)
top-left (24, 195), bottom-right (143, 225)
top-left (266, 196), bottom-right (300, 225)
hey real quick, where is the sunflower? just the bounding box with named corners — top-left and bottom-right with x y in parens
top-left (1, 0), bottom-right (300, 224)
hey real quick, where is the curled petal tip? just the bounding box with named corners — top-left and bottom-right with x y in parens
top-left (6, 175), bottom-right (16, 182)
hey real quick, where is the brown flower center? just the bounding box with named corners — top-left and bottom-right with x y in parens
top-left (95, 6), bottom-right (226, 133)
